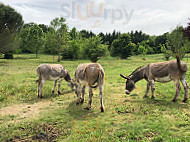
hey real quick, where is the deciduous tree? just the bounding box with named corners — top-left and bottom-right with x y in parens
top-left (167, 26), bottom-right (190, 59)
top-left (50, 17), bottom-right (69, 62)
top-left (27, 24), bottom-right (44, 58)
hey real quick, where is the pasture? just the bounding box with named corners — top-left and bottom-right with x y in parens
top-left (0, 54), bottom-right (190, 141)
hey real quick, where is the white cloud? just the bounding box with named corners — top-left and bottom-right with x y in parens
top-left (1, 0), bottom-right (190, 35)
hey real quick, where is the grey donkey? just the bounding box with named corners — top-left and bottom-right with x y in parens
top-left (120, 56), bottom-right (189, 102)
top-left (36, 64), bottom-right (74, 98)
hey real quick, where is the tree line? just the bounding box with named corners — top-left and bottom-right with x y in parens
top-left (0, 3), bottom-right (190, 61)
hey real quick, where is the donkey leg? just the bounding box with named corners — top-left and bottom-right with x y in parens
top-left (144, 82), bottom-right (150, 98)
top-left (76, 84), bottom-right (82, 105)
top-left (81, 86), bottom-right (85, 103)
top-left (85, 87), bottom-right (93, 110)
top-left (37, 80), bottom-right (41, 98)
top-left (180, 79), bottom-right (189, 102)
top-left (150, 80), bottom-right (155, 99)
top-left (38, 80), bottom-right (45, 98)
top-left (52, 80), bottom-right (57, 94)
top-left (172, 80), bottom-right (181, 102)
top-left (57, 78), bottom-right (62, 95)
top-left (99, 85), bottom-right (104, 112)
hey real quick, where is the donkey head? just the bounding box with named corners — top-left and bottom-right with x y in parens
top-left (68, 79), bottom-right (76, 91)
top-left (120, 74), bottom-right (135, 94)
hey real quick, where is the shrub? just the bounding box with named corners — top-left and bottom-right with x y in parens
top-left (82, 36), bottom-right (106, 62)
top-left (111, 34), bottom-right (135, 59)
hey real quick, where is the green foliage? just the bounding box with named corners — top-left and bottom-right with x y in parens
top-left (98, 30), bottom-right (121, 50)
top-left (111, 33), bottom-right (135, 59)
top-left (4, 53), bottom-right (13, 59)
top-left (130, 30), bottom-right (149, 45)
top-left (79, 29), bottom-right (96, 39)
top-left (62, 40), bottom-right (80, 60)
top-left (82, 36), bottom-right (106, 62)
top-left (0, 27), bottom-right (19, 54)
top-left (44, 29), bottom-right (58, 54)
top-left (160, 43), bottom-right (172, 60)
top-left (137, 40), bottom-right (154, 55)
top-left (167, 26), bottom-right (190, 59)
top-left (0, 3), bottom-right (23, 33)
top-left (154, 33), bottom-right (168, 53)
top-left (19, 24), bottom-right (31, 53)
top-left (50, 17), bottom-right (69, 62)
top-left (0, 3), bottom-right (23, 55)
top-left (26, 24), bottom-right (44, 58)
top-left (69, 27), bottom-right (78, 40)
top-left (60, 27), bottom-right (81, 60)
top-left (183, 20), bottom-right (190, 41)
top-left (138, 44), bottom-right (147, 55)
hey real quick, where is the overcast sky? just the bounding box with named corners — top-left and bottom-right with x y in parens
top-left (1, 0), bottom-right (190, 35)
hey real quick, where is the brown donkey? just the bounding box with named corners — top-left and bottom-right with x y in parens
top-left (120, 56), bottom-right (189, 102)
top-left (74, 63), bottom-right (105, 112)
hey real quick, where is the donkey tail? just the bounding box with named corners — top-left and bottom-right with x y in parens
top-left (176, 56), bottom-right (187, 72)
top-left (89, 68), bottom-right (104, 89)
top-left (89, 77), bottom-right (99, 88)
top-left (176, 56), bottom-right (181, 70)
top-left (90, 83), bottom-right (99, 88)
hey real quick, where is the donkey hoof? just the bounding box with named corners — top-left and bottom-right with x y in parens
top-left (80, 99), bottom-right (84, 104)
top-left (100, 107), bottom-right (104, 112)
top-left (76, 102), bottom-right (80, 105)
top-left (172, 99), bottom-right (177, 102)
top-left (52, 90), bottom-right (55, 94)
top-left (57, 91), bottom-right (61, 95)
top-left (84, 107), bottom-right (90, 110)
top-left (143, 95), bottom-right (148, 98)
top-left (182, 99), bottom-right (188, 103)
top-left (151, 96), bottom-right (155, 99)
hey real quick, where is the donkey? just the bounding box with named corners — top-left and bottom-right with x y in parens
top-left (36, 64), bottom-right (74, 98)
top-left (74, 63), bottom-right (105, 112)
top-left (120, 56), bottom-right (189, 102)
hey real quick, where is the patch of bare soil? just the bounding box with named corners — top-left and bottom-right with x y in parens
top-left (6, 123), bottom-right (65, 142)
top-left (0, 100), bottom-right (52, 123)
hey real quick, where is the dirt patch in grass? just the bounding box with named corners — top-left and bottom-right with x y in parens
top-left (6, 123), bottom-right (69, 142)
top-left (0, 100), bottom-right (52, 123)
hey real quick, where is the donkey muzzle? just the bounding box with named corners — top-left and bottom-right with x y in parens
top-left (125, 90), bottom-right (130, 95)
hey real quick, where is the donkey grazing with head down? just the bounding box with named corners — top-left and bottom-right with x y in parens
top-left (74, 63), bottom-right (105, 112)
top-left (36, 64), bottom-right (74, 98)
top-left (120, 56), bottom-right (189, 102)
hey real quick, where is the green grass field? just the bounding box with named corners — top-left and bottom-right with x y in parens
top-left (0, 54), bottom-right (190, 141)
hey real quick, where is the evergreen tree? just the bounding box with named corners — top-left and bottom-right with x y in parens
top-left (0, 3), bottom-right (23, 58)
top-left (111, 33), bottom-right (135, 59)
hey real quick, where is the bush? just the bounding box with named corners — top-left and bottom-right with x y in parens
top-left (111, 34), bottom-right (135, 59)
top-left (4, 53), bottom-right (14, 59)
top-left (82, 36), bottom-right (106, 62)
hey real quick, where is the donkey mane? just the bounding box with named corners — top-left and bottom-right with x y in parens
top-left (128, 66), bottom-right (144, 77)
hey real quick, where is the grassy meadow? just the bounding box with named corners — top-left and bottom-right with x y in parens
top-left (0, 54), bottom-right (190, 141)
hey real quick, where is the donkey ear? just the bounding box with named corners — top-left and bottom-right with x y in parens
top-left (120, 74), bottom-right (130, 80)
